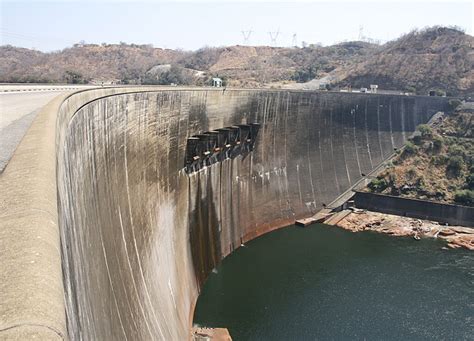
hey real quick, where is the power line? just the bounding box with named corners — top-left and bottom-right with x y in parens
top-left (1, 29), bottom-right (37, 42)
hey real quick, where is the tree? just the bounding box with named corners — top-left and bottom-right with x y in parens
top-left (368, 178), bottom-right (388, 192)
top-left (65, 70), bottom-right (87, 84)
top-left (466, 173), bottom-right (474, 190)
top-left (454, 190), bottom-right (474, 206)
top-left (144, 65), bottom-right (192, 85)
top-left (447, 155), bottom-right (463, 176)
top-left (292, 65), bottom-right (318, 83)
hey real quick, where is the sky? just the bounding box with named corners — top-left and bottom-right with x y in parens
top-left (1, 0), bottom-right (472, 52)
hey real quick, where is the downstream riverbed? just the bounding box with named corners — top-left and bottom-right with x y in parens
top-left (193, 224), bottom-right (473, 340)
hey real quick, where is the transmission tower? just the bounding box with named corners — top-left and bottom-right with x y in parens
top-left (358, 25), bottom-right (364, 41)
top-left (268, 28), bottom-right (281, 46)
top-left (241, 29), bottom-right (253, 45)
top-left (292, 33), bottom-right (298, 47)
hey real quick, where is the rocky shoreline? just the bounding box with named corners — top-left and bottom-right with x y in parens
top-left (192, 327), bottom-right (232, 341)
top-left (325, 209), bottom-right (474, 250)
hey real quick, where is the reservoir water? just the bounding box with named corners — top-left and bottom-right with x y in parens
top-left (193, 224), bottom-right (473, 340)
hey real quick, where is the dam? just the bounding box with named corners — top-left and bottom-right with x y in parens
top-left (0, 88), bottom-right (449, 340)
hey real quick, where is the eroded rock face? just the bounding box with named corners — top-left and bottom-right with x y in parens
top-left (57, 90), bottom-right (448, 340)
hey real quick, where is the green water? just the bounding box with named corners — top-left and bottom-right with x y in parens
top-left (193, 224), bottom-right (473, 340)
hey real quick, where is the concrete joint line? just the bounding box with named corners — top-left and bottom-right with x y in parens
top-left (0, 208), bottom-right (57, 222)
top-left (0, 323), bottom-right (65, 340)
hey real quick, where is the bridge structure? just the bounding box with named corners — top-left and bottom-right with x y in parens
top-left (0, 87), bottom-right (448, 340)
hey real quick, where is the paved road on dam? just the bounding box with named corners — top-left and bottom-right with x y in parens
top-left (0, 85), bottom-right (93, 172)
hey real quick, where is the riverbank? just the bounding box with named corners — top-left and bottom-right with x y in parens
top-left (325, 209), bottom-right (474, 250)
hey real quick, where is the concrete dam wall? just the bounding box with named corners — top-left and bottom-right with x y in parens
top-left (54, 89), bottom-right (448, 340)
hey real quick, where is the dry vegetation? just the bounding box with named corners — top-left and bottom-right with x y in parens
top-left (366, 102), bottom-right (474, 206)
top-left (1, 26), bottom-right (473, 95)
top-left (0, 41), bottom-right (374, 87)
top-left (0, 43), bottom-right (182, 84)
top-left (337, 27), bottom-right (474, 96)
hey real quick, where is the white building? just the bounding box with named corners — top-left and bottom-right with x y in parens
top-left (212, 78), bottom-right (223, 87)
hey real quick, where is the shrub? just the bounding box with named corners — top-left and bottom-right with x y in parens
top-left (447, 155), bottom-right (463, 176)
top-left (65, 70), bottom-right (87, 84)
top-left (466, 173), bottom-right (474, 190)
top-left (417, 124), bottom-right (432, 138)
top-left (412, 135), bottom-right (422, 145)
top-left (180, 47), bottom-right (221, 70)
top-left (448, 144), bottom-right (466, 157)
top-left (432, 135), bottom-right (444, 151)
top-left (431, 155), bottom-right (448, 165)
top-left (154, 65), bottom-right (192, 85)
top-left (292, 65), bottom-right (318, 83)
top-left (407, 166), bottom-right (417, 178)
top-left (403, 141), bottom-right (417, 155)
top-left (448, 99), bottom-right (462, 111)
top-left (415, 177), bottom-right (425, 188)
top-left (368, 178), bottom-right (388, 192)
top-left (454, 190), bottom-right (474, 206)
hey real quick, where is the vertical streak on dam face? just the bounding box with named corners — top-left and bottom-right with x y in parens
top-left (188, 169), bottom-right (222, 288)
top-left (56, 90), bottom-right (448, 340)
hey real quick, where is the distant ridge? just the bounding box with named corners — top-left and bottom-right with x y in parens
top-left (336, 27), bottom-right (474, 96)
top-left (1, 26), bottom-right (472, 95)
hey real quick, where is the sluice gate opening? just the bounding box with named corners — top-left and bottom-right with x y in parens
top-left (185, 123), bottom-right (261, 173)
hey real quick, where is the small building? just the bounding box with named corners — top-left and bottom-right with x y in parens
top-left (370, 84), bottom-right (378, 93)
top-left (429, 89), bottom-right (446, 97)
top-left (212, 78), bottom-right (223, 87)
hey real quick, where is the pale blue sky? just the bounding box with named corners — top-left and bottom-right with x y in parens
top-left (1, 0), bottom-right (472, 51)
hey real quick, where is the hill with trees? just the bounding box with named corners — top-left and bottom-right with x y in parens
top-left (367, 101), bottom-right (473, 206)
top-left (336, 27), bottom-right (474, 96)
top-left (1, 26), bottom-right (472, 95)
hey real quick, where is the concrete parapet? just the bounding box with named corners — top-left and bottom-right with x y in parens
top-left (0, 87), bottom-right (170, 340)
top-left (0, 94), bottom-right (68, 340)
top-left (354, 191), bottom-right (474, 227)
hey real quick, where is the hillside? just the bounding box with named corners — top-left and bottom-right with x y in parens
top-left (0, 42), bottom-right (376, 87)
top-left (1, 26), bottom-right (472, 95)
top-left (0, 43), bottom-right (183, 84)
top-left (366, 102), bottom-right (473, 206)
top-left (177, 42), bottom-right (376, 87)
top-left (336, 27), bottom-right (474, 95)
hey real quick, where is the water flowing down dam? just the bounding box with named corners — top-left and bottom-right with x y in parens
top-left (0, 88), bottom-right (449, 340)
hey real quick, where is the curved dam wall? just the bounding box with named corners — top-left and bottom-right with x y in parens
top-left (54, 89), bottom-right (449, 340)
